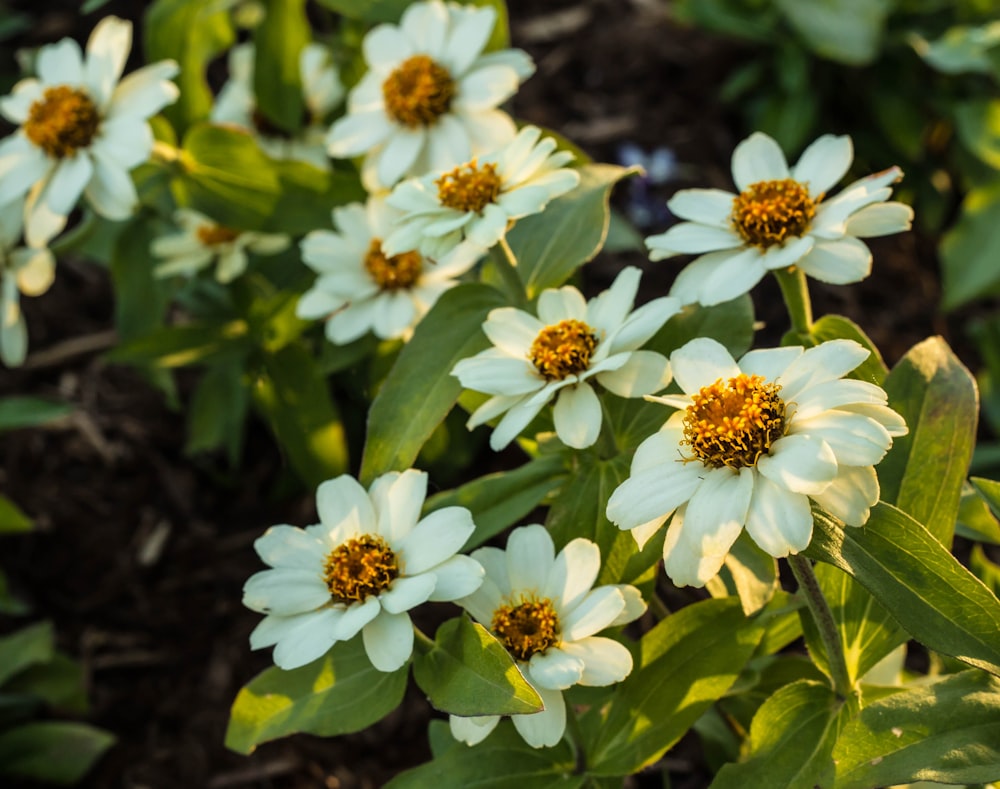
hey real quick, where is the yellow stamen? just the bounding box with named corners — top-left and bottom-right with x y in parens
top-left (731, 179), bottom-right (817, 249)
top-left (364, 239), bottom-right (422, 290)
top-left (682, 373), bottom-right (786, 469)
top-left (529, 319), bottom-right (598, 381)
top-left (435, 160), bottom-right (503, 214)
top-left (382, 54), bottom-right (455, 128)
top-left (196, 224), bottom-right (240, 246)
top-left (492, 597), bottom-right (560, 661)
top-left (24, 86), bottom-right (100, 159)
top-left (323, 534), bottom-right (399, 603)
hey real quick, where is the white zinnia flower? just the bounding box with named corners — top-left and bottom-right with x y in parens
top-left (0, 16), bottom-right (179, 246)
top-left (151, 208), bottom-right (290, 283)
top-left (244, 469), bottom-right (484, 672)
top-left (452, 267), bottom-right (681, 451)
top-left (0, 201), bottom-right (54, 367)
top-left (211, 42), bottom-right (344, 170)
top-left (297, 196), bottom-right (473, 344)
top-left (382, 125), bottom-right (580, 269)
top-left (450, 524), bottom-right (645, 748)
top-left (606, 337), bottom-right (908, 588)
top-left (647, 132), bottom-right (914, 306)
top-left (326, 0), bottom-right (534, 191)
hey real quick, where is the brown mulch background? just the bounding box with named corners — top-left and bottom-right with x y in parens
top-left (0, 1), bottom-right (974, 787)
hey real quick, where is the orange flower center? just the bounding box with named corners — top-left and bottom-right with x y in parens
top-left (323, 534), bottom-right (399, 603)
top-left (364, 239), bottom-right (423, 290)
top-left (529, 319), bottom-right (598, 381)
top-left (731, 179), bottom-right (817, 249)
top-left (382, 54), bottom-right (455, 128)
top-left (24, 86), bottom-right (100, 159)
top-left (492, 597), bottom-right (560, 661)
top-left (196, 224), bottom-right (241, 246)
top-left (435, 160), bottom-right (503, 214)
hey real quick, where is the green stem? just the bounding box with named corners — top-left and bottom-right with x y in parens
top-left (490, 236), bottom-right (528, 308)
top-left (774, 265), bottom-right (813, 336)
top-left (413, 625), bottom-right (436, 656)
top-left (787, 554), bottom-right (853, 697)
top-left (649, 593), bottom-right (671, 621)
top-left (564, 699), bottom-right (586, 774)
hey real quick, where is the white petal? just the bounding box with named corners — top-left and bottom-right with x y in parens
top-left (844, 201), bottom-right (913, 238)
top-left (757, 434), bottom-right (838, 495)
top-left (43, 154), bottom-right (93, 217)
top-left (449, 714), bottom-right (500, 746)
top-left (459, 108), bottom-right (517, 154)
top-left (215, 248), bottom-right (247, 283)
top-left (585, 266), bottom-right (640, 333)
top-left (679, 466), bottom-right (753, 574)
top-left (316, 475), bottom-right (376, 543)
top-left (326, 111), bottom-right (394, 158)
top-left (107, 60), bottom-right (179, 120)
top-left (791, 135), bottom-right (853, 198)
top-left (397, 506), bottom-right (475, 574)
top-left (812, 464), bottom-right (879, 527)
top-left (731, 132), bottom-right (789, 191)
top-left (0, 80), bottom-right (43, 124)
top-left (744, 474), bottom-right (814, 556)
top-left (93, 116), bottom-right (153, 170)
top-left (424, 112), bottom-right (472, 172)
top-left (553, 383), bottom-right (602, 449)
top-left (456, 64), bottom-right (519, 111)
top-left (738, 345), bottom-right (802, 382)
top-left (400, 0), bottom-right (448, 57)
top-left (606, 296), bottom-right (680, 353)
top-left (363, 25), bottom-right (415, 71)
top-left (791, 410), bottom-right (892, 467)
top-left (670, 337), bottom-right (740, 394)
top-left (605, 460), bottom-right (703, 531)
top-left (264, 609), bottom-right (342, 669)
top-left (444, 5), bottom-right (494, 74)
top-left (796, 237), bottom-right (872, 285)
top-left (254, 525), bottom-right (325, 570)
top-left (372, 290), bottom-right (417, 339)
top-left (85, 15), bottom-right (132, 109)
top-left (482, 307), bottom-right (544, 355)
top-left (537, 285), bottom-right (587, 324)
top-left (596, 350), bottom-right (671, 397)
top-left (792, 378), bottom-right (889, 422)
top-left (242, 568), bottom-right (330, 615)
top-left (428, 555), bottom-right (485, 601)
top-left (377, 127), bottom-right (426, 187)
top-left (378, 573), bottom-right (436, 614)
top-left (645, 221), bottom-right (743, 259)
top-left (466, 393), bottom-right (521, 430)
top-left (452, 352), bottom-right (542, 396)
top-left (506, 524), bottom-right (554, 596)
top-left (666, 188), bottom-right (735, 227)
top-left (85, 152), bottom-right (139, 221)
top-left (36, 38), bottom-right (85, 86)
top-left (559, 637), bottom-right (633, 686)
top-left (332, 596), bottom-right (381, 640)
top-left (528, 648), bottom-right (585, 690)
top-left (362, 610), bottom-right (414, 671)
top-left (488, 393), bottom-right (548, 450)
top-left (561, 586), bottom-right (625, 642)
top-left (543, 538), bottom-right (600, 614)
top-left (777, 339), bottom-right (870, 402)
top-left (512, 684), bottom-right (565, 748)
top-left (370, 468), bottom-right (428, 543)
top-left (759, 235), bottom-right (814, 271)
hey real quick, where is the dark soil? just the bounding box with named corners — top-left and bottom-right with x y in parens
top-left (0, 1), bottom-right (970, 788)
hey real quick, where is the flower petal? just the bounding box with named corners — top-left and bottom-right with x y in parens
top-left (605, 459), bottom-right (703, 531)
top-left (844, 201), bottom-right (913, 238)
top-left (449, 714), bottom-right (500, 746)
top-left (316, 475), bottom-right (376, 544)
top-left (398, 506), bottom-right (475, 574)
top-left (757, 434), bottom-right (838, 495)
top-left (796, 237), bottom-right (872, 285)
top-left (264, 608), bottom-right (342, 669)
top-left (506, 524), bottom-right (554, 596)
top-left (362, 610), bottom-right (414, 671)
top-left (543, 538), bottom-right (600, 614)
top-left (332, 596), bottom-right (381, 641)
top-left (254, 525), bottom-right (325, 570)
top-left (242, 568), bottom-right (330, 615)
top-left (561, 586), bottom-right (625, 642)
top-left (791, 134), bottom-right (852, 198)
top-left (553, 382), bottom-right (602, 449)
top-left (731, 132), bottom-right (789, 191)
top-left (370, 468), bottom-right (428, 543)
top-left (379, 573), bottom-right (436, 614)
top-left (667, 188), bottom-right (735, 227)
top-left (646, 221), bottom-right (743, 259)
top-left (791, 410), bottom-right (892, 467)
top-left (527, 648), bottom-right (585, 690)
top-left (596, 350), bottom-right (671, 397)
top-left (428, 555), bottom-right (485, 602)
top-left (670, 336), bottom-right (740, 394)
top-left (812, 464), bottom-right (879, 527)
top-left (511, 684), bottom-right (565, 748)
top-left (560, 636), bottom-right (633, 686)
top-left (744, 474), bottom-right (814, 556)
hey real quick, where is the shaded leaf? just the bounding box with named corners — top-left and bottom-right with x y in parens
top-left (0, 722), bottom-right (114, 785)
top-left (941, 182), bottom-right (1000, 309)
top-left (0, 622), bottom-right (53, 686)
top-left (0, 397), bottom-right (73, 432)
top-left (254, 0), bottom-right (309, 134)
top-left (0, 495), bottom-right (32, 534)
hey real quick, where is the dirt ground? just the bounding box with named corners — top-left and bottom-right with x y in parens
top-left (0, 1), bottom-right (967, 787)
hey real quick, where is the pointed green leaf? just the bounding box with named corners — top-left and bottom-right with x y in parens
top-left (225, 638), bottom-right (408, 754)
top-left (0, 722), bottom-right (114, 785)
top-left (173, 124), bottom-right (281, 230)
top-left (412, 617), bottom-right (542, 716)
top-left (0, 622), bottom-right (54, 686)
top-left (254, 0), bottom-right (309, 134)
top-left (709, 680), bottom-right (853, 789)
top-left (0, 495), bottom-right (32, 534)
top-left (110, 218), bottom-right (172, 342)
top-left (584, 597), bottom-right (765, 776)
top-left (145, 0), bottom-right (234, 133)
top-left (107, 320), bottom-right (251, 368)
top-left (941, 182), bottom-right (1000, 310)
top-left (185, 359), bottom-right (248, 463)
top-left (509, 164), bottom-right (638, 298)
top-left (253, 342), bottom-right (348, 488)
top-left (833, 670), bottom-right (1000, 788)
top-left (425, 455), bottom-right (568, 551)
top-left (958, 480), bottom-right (1000, 544)
top-left (805, 503), bottom-right (1000, 677)
top-left (360, 283), bottom-right (507, 485)
top-left (880, 336), bottom-right (978, 545)
top-left (386, 724), bottom-right (582, 789)
top-left (0, 397), bottom-right (72, 431)
top-left (5, 653), bottom-right (88, 713)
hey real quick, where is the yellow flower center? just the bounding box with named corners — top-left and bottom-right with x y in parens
top-left (731, 179), bottom-right (817, 249)
top-left (196, 224), bottom-right (241, 246)
top-left (364, 239), bottom-right (423, 290)
top-left (24, 86), bottom-right (101, 159)
top-left (382, 54), bottom-right (455, 128)
top-left (682, 373), bottom-right (786, 469)
top-left (492, 597), bottom-right (560, 662)
top-left (435, 160), bottom-right (503, 214)
top-left (529, 319), bottom-right (598, 381)
top-left (323, 534), bottom-right (399, 603)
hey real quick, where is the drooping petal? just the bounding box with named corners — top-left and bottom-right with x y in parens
top-left (332, 596), bottom-right (381, 641)
top-left (84, 152), bottom-right (139, 221)
top-left (812, 464), bottom-right (879, 527)
top-left (790, 409), bottom-right (893, 466)
top-left (795, 237), bottom-right (872, 285)
top-left (552, 383), bottom-right (602, 449)
top-left (449, 714), bottom-right (500, 746)
top-left (487, 389), bottom-right (549, 450)
top-left (265, 609), bottom-right (342, 669)
top-left (844, 201), bottom-right (913, 238)
top-left (561, 586), bottom-right (625, 642)
top-left (511, 683), bottom-right (565, 748)
top-left (605, 460), bottom-right (703, 531)
top-left (362, 610), bottom-right (414, 671)
top-left (527, 648), bottom-right (585, 690)
top-left (744, 474), bottom-right (814, 556)
top-left (596, 350), bottom-right (671, 397)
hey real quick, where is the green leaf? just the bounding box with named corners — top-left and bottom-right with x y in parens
top-left (805, 503), bottom-right (1000, 677)
top-left (941, 182), bottom-right (1000, 310)
top-left (0, 495), bottom-right (32, 534)
top-left (185, 360), bottom-right (248, 463)
top-left (705, 532), bottom-right (778, 617)
top-left (910, 21), bottom-right (1000, 76)
top-left (225, 638), bottom-right (408, 754)
top-left (955, 99), bottom-right (1000, 169)
top-left (360, 283), bottom-right (507, 485)
top-left (958, 480), bottom-right (1000, 544)
top-left (970, 544), bottom-right (1000, 597)
top-left (584, 597), bottom-right (765, 776)
top-left (648, 295), bottom-right (755, 361)
top-left (266, 160), bottom-right (367, 236)
top-left (773, 0), bottom-right (891, 65)
top-left (0, 622), bottom-right (54, 686)
top-left (108, 320), bottom-right (251, 368)
top-left (254, 0), bottom-right (309, 134)
top-left (0, 722), bottom-right (114, 784)
top-left (832, 670), bottom-right (1000, 788)
top-left (0, 396), bottom-right (73, 431)
top-left (782, 314), bottom-right (887, 385)
top-left (172, 124), bottom-right (281, 230)
top-left (509, 164), bottom-right (638, 298)
top-left (313, 0), bottom-right (411, 23)
top-left (5, 653), bottom-right (88, 713)
top-left (253, 342), bottom-right (348, 488)
top-left (0, 571), bottom-right (29, 616)
top-left (879, 336), bottom-right (978, 545)
top-left (386, 724), bottom-right (583, 789)
top-left (412, 617), bottom-right (542, 716)
top-left (145, 0), bottom-right (234, 133)
top-left (425, 455), bottom-right (568, 551)
top-left (110, 218), bottom-right (172, 342)
top-left (709, 680), bottom-right (851, 789)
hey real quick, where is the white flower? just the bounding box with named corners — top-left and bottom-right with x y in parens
top-left (606, 337), bottom-right (908, 588)
top-left (151, 209), bottom-right (290, 283)
top-left (326, 0), bottom-right (534, 191)
top-left (211, 42), bottom-right (344, 170)
top-left (297, 196), bottom-right (474, 344)
top-left (0, 201), bottom-right (54, 367)
top-left (647, 132), bottom-right (914, 306)
top-left (244, 469), bottom-right (484, 672)
top-left (450, 524), bottom-right (645, 748)
top-left (0, 16), bottom-right (179, 246)
top-left (452, 267), bottom-right (681, 451)
top-left (382, 125), bottom-right (580, 268)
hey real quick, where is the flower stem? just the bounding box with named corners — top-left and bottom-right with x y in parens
top-left (787, 553), bottom-right (853, 697)
top-left (490, 237), bottom-right (528, 308)
top-left (413, 625), bottom-right (436, 655)
top-left (774, 266), bottom-right (813, 337)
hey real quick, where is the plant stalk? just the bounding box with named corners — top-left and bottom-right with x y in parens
top-left (490, 236), bottom-right (528, 308)
top-left (774, 265), bottom-right (813, 336)
top-left (787, 553), bottom-right (853, 697)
